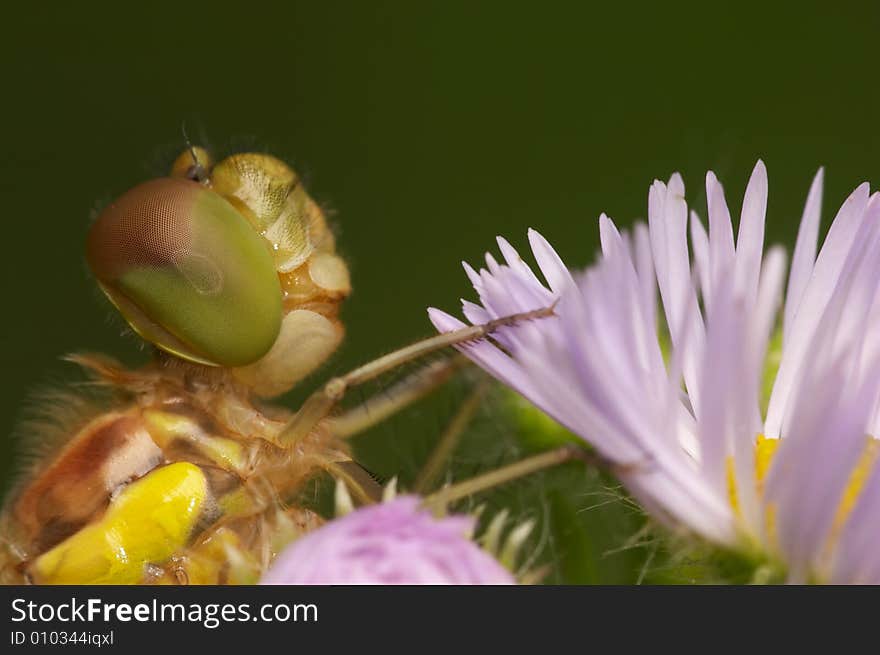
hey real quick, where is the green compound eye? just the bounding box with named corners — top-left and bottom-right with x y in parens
top-left (86, 177), bottom-right (282, 367)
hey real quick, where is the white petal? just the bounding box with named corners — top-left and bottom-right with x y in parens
top-left (631, 222), bottom-right (657, 330)
top-left (753, 247), bottom-right (788, 373)
top-left (765, 183), bottom-right (871, 438)
top-left (527, 228), bottom-right (577, 294)
top-left (766, 203), bottom-right (880, 576)
top-left (497, 236), bottom-right (543, 287)
top-left (689, 210), bottom-right (711, 303)
top-left (733, 160), bottom-right (768, 306)
top-left (783, 168), bottom-right (824, 344)
top-left (649, 174), bottom-right (705, 415)
top-left (705, 170), bottom-right (736, 310)
top-left (463, 261), bottom-right (483, 289)
top-left (833, 453), bottom-right (880, 583)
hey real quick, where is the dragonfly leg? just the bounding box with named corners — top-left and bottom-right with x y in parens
top-left (323, 460), bottom-right (385, 505)
top-left (412, 378), bottom-right (492, 493)
top-left (421, 444), bottom-right (622, 513)
top-left (277, 304), bottom-right (555, 447)
top-left (323, 355), bottom-right (469, 438)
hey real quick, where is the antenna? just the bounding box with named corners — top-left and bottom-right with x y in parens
top-left (180, 122), bottom-right (208, 183)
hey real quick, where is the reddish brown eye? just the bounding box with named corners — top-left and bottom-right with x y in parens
top-left (86, 178), bottom-right (283, 367)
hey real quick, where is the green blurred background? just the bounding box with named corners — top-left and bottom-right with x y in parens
top-left (1, 1), bottom-right (878, 582)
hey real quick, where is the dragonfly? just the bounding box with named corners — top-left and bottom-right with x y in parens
top-left (0, 145), bottom-right (573, 584)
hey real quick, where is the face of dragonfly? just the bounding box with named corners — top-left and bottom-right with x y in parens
top-left (87, 147), bottom-right (351, 396)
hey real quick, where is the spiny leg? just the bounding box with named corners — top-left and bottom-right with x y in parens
top-left (324, 460), bottom-right (385, 505)
top-left (315, 356), bottom-right (470, 503)
top-left (324, 359), bottom-right (487, 503)
top-left (412, 377), bottom-right (492, 494)
top-left (324, 355), bottom-right (470, 439)
top-left (420, 444), bottom-right (625, 514)
top-left (278, 304), bottom-right (556, 446)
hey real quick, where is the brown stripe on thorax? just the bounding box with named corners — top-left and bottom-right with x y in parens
top-left (12, 410), bottom-right (163, 552)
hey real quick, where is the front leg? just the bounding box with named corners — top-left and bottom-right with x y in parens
top-left (278, 305), bottom-right (556, 446)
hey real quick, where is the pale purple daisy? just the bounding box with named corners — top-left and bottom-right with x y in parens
top-left (430, 162), bottom-right (880, 583)
top-left (260, 496), bottom-right (515, 585)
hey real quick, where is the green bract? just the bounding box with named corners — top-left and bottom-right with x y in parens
top-left (86, 178), bottom-right (282, 366)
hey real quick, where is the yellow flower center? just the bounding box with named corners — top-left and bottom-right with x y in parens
top-left (726, 434), bottom-right (779, 516)
top-left (727, 434), bottom-right (879, 564)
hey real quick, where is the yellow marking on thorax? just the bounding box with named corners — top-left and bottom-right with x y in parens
top-left (31, 462), bottom-right (208, 584)
top-left (151, 527), bottom-right (260, 585)
top-left (142, 409), bottom-right (248, 474)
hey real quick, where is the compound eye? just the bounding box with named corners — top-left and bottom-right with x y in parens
top-left (86, 178), bottom-right (282, 367)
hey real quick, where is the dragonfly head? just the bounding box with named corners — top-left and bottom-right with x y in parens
top-left (87, 147), bottom-right (351, 396)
